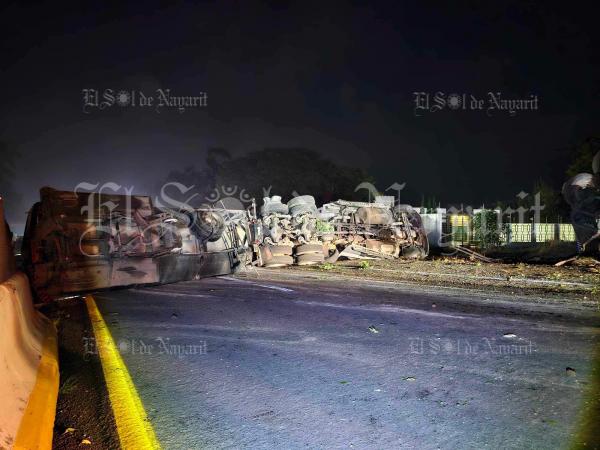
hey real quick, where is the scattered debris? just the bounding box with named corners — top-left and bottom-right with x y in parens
top-left (340, 245), bottom-right (394, 261)
top-left (402, 376), bottom-right (416, 381)
top-left (81, 438), bottom-right (92, 445)
top-left (62, 427), bottom-right (76, 435)
top-left (555, 256), bottom-right (579, 267)
top-left (368, 325), bottom-right (380, 334)
top-left (566, 367), bottom-right (577, 377)
top-left (556, 255), bottom-right (600, 267)
top-left (250, 410), bottom-right (275, 419)
top-left (503, 333), bottom-right (517, 338)
top-left (453, 245), bottom-right (498, 263)
top-left (292, 257), bottom-right (600, 300)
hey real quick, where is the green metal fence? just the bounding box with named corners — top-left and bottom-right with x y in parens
top-left (505, 223), bottom-right (532, 243)
top-left (443, 215), bottom-right (577, 246)
top-left (558, 224), bottom-right (576, 241)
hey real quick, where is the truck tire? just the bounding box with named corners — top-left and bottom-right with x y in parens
top-left (296, 252), bottom-right (324, 265)
top-left (261, 203), bottom-right (289, 216)
top-left (289, 203), bottom-right (318, 217)
top-left (402, 245), bottom-right (425, 259)
top-left (295, 243), bottom-right (324, 256)
top-left (264, 255), bottom-right (294, 267)
top-left (287, 195), bottom-right (316, 209)
top-left (269, 244), bottom-right (293, 256)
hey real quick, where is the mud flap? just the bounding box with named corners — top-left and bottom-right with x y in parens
top-left (156, 254), bottom-right (203, 283)
top-left (199, 251), bottom-right (237, 278)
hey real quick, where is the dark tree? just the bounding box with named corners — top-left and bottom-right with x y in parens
top-left (214, 148), bottom-right (373, 205)
top-left (0, 141), bottom-right (23, 225)
top-left (566, 137), bottom-right (600, 178)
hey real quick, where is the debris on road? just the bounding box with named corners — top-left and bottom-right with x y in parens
top-left (289, 257), bottom-right (600, 302)
top-left (453, 245), bottom-right (498, 263)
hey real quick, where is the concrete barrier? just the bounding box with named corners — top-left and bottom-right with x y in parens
top-left (0, 197), bottom-right (58, 449)
top-left (0, 272), bottom-right (58, 449)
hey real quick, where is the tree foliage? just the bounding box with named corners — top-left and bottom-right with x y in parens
top-left (0, 141), bottom-right (23, 224)
top-left (473, 210), bottom-right (502, 249)
top-left (531, 179), bottom-right (569, 221)
top-left (215, 148), bottom-right (372, 205)
top-left (566, 137), bottom-right (600, 178)
top-left (157, 147), bottom-right (373, 209)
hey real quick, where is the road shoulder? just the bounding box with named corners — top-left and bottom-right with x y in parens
top-left (41, 297), bottom-right (120, 450)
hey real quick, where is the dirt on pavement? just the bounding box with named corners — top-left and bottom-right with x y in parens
top-left (286, 256), bottom-right (600, 305)
top-left (41, 298), bottom-right (120, 450)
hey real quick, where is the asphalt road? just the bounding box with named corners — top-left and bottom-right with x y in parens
top-left (92, 271), bottom-right (599, 450)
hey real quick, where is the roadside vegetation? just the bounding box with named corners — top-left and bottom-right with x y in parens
top-left (293, 257), bottom-right (600, 304)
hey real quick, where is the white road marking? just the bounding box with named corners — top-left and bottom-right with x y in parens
top-left (220, 276), bottom-right (295, 292)
top-left (256, 284), bottom-right (294, 292)
top-left (132, 289), bottom-right (210, 298)
top-left (296, 300), bottom-right (469, 319)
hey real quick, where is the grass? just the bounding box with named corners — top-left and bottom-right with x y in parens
top-left (59, 376), bottom-right (78, 394)
top-left (358, 260), bottom-right (371, 270)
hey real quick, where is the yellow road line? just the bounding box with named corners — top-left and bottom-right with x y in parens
top-left (85, 295), bottom-right (161, 450)
top-left (14, 319), bottom-right (59, 450)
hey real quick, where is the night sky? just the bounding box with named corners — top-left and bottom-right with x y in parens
top-left (1, 1), bottom-right (598, 230)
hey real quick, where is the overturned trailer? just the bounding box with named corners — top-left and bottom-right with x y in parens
top-left (22, 187), bottom-right (246, 300)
